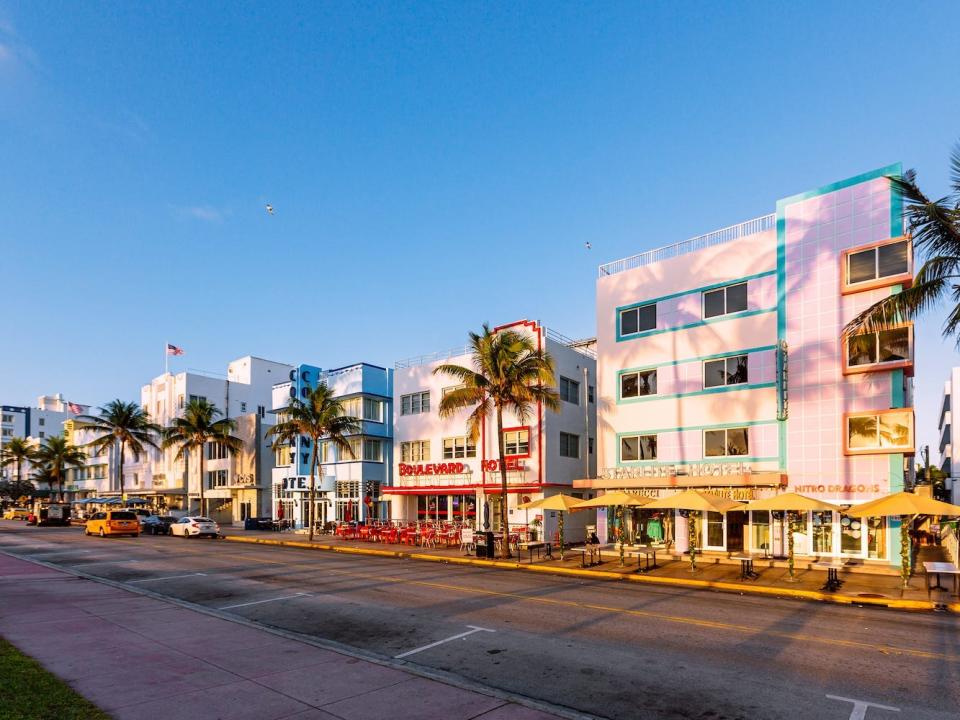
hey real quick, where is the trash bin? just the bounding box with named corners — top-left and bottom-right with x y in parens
top-left (244, 517), bottom-right (259, 531)
top-left (476, 531), bottom-right (495, 559)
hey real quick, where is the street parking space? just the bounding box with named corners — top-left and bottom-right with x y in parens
top-left (2, 523), bottom-right (958, 719)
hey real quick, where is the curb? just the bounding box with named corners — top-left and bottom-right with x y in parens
top-left (223, 535), bottom-right (939, 613)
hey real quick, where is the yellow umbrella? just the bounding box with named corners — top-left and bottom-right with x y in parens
top-left (743, 493), bottom-right (842, 580)
top-left (573, 491), bottom-right (653, 567)
top-left (645, 490), bottom-right (746, 570)
top-left (844, 492), bottom-right (960, 518)
top-left (845, 492), bottom-right (960, 588)
top-left (517, 493), bottom-right (581, 559)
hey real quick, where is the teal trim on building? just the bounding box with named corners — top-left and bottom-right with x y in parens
top-left (615, 419), bottom-right (777, 439)
top-left (617, 382), bottom-right (776, 406)
top-left (616, 307), bottom-right (776, 343)
top-left (616, 345), bottom-right (776, 375)
top-left (615, 270), bottom-right (776, 342)
top-left (773, 162), bottom-right (904, 475)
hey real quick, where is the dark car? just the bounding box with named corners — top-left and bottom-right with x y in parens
top-left (142, 515), bottom-right (176, 535)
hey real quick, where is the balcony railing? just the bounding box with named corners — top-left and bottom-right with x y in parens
top-left (598, 213), bottom-right (776, 278)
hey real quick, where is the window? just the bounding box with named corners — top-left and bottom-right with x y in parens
top-left (443, 436), bottom-right (477, 459)
top-left (503, 429), bottom-right (530, 456)
top-left (363, 398), bottom-right (383, 422)
top-left (845, 410), bottom-right (914, 455)
top-left (340, 437), bottom-right (362, 461)
top-left (363, 439), bottom-right (383, 462)
top-left (704, 355), bottom-right (748, 388)
top-left (559, 432), bottom-right (580, 459)
top-left (621, 369), bottom-right (657, 399)
top-left (2, 414), bottom-right (13, 423)
top-left (38, 418), bottom-right (45, 426)
top-left (559, 376), bottom-right (580, 404)
top-left (704, 428), bottom-right (749, 457)
top-left (400, 440), bottom-right (430, 462)
top-left (620, 304), bottom-right (656, 336)
top-left (620, 434), bottom-right (657, 461)
top-left (178, 395), bottom-right (185, 409)
top-left (703, 282), bottom-right (748, 319)
top-left (400, 391), bottom-right (430, 416)
top-left (189, 394), bottom-right (207, 404)
top-left (589, 437), bottom-right (594, 454)
top-left (38, 432), bottom-right (45, 439)
top-left (257, 405), bottom-right (266, 418)
top-left (1, 429), bottom-right (11, 437)
top-left (240, 401), bottom-right (247, 413)
top-left (846, 326), bottom-right (911, 372)
top-left (206, 469), bottom-right (228, 488)
top-left (588, 385), bottom-right (594, 403)
top-left (442, 384), bottom-right (466, 398)
top-left (207, 442), bottom-right (228, 460)
top-left (275, 446), bottom-right (293, 466)
top-left (844, 238), bottom-right (910, 291)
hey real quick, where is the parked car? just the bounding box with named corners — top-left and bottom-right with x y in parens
top-left (169, 516), bottom-right (220, 538)
top-left (85, 510), bottom-right (140, 538)
top-left (142, 515), bottom-right (176, 535)
top-left (2, 507), bottom-right (30, 520)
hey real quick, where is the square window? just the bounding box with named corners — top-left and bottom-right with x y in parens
top-left (704, 429), bottom-right (726, 457)
top-left (621, 370), bottom-right (656, 399)
top-left (848, 249), bottom-right (876, 284)
top-left (877, 241), bottom-right (908, 278)
top-left (726, 283), bottom-right (748, 313)
top-left (703, 289), bottom-right (726, 319)
top-left (703, 283), bottom-right (747, 319)
top-left (620, 434), bottom-right (656, 461)
top-left (620, 304), bottom-right (656, 336)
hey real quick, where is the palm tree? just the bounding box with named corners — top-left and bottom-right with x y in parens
top-left (162, 398), bottom-right (242, 517)
top-left (267, 383), bottom-right (360, 541)
top-left (846, 142), bottom-right (960, 339)
top-left (75, 400), bottom-right (161, 501)
top-left (33, 435), bottom-right (87, 501)
top-left (435, 324), bottom-right (561, 559)
top-left (1, 437), bottom-right (37, 491)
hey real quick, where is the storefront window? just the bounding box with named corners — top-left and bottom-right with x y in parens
top-left (811, 511), bottom-right (833, 554)
top-left (750, 511), bottom-right (770, 554)
top-left (451, 495), bottom-right (476, 525)
top-left (417, 494), bottom-right (449, 521)
top-left (705, 512), bottom-right (724, 548)
top-left (840, 514), bottom-right (862, 556)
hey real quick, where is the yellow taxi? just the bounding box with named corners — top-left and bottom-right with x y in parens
top-left (2, 507), bottom-right (31, 520)
top-left (85, 510), bottom-right (140, 538)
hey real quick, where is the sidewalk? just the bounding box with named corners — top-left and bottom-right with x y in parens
top-left (0, 553), bottom-right (562, 720)
top-left (222, 528), bottom-right (960, 612)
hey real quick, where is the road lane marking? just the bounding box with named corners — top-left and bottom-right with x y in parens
top-left (15, 539), bottom-right (958, 664)
top-left (69, 559), bottom-right (141, 567)
top-left (826, 695), bottom-right (900, 719)
top-left (127, 573), bottom-right (207, 583)
top-left (218, 592), bottom-right (309, 610)
top-left (395, 625), bottom-right (495, 659)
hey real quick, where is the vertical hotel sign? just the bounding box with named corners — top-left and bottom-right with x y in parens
top-left (776, 340), bottom-right (788, 421)
top-left (63, 419), bottom-right (74, 443)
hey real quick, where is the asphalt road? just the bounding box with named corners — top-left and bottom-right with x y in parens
top-left (1, 523), bottom-right (958, 720)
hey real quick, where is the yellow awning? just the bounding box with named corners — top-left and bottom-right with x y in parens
top-left (844, 491), bottom-right (960, 518)
top-left (571, 491), bottom-right (653, 511)
top-left (643, 489), bottom-right (746, 513)
top-left (743, 492), bottom-right (842, 513)
top-left (517, 493), bottom-right (583, 512)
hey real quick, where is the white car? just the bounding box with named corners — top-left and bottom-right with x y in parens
top-left (169, 516), bottom-right (221, 538)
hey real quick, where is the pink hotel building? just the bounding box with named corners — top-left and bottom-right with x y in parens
top-left (584, 165), bottom-right (914, 564)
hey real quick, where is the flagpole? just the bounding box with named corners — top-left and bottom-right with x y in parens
top-left (165, 341), bottom-right (169, 375)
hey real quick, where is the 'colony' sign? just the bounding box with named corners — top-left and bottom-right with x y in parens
top-left (398, 462), bottom-right (469, 477)
top-left (600, 462), bottom-right (752, 480)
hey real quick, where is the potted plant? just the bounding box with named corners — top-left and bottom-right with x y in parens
top-left (529, 514), bottom-right (542, 541)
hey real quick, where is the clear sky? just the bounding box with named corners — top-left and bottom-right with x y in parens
top-left (1, 2), bottom-right (958, 455)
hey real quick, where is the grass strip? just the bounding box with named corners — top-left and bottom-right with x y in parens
top-left (0, 637), bottom-right (111, 720)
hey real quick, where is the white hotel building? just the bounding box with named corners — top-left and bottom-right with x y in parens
top-left (1, 394), bottom-right (90, 483)
top-left (386, 320), bottom-right (597, 543)
top-left (122, 355), bottom-right (291, 520)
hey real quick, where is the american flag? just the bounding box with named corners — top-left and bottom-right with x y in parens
top-left (166, 343), bottom-right (184, 356)
top-left (67, 402), bottom-right (84, 415)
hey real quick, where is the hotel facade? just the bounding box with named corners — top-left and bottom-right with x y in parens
top-left (270, 363), bottom-right (393, 528)
top-left (387, 321), bottom-right (597, 543)
top-left (586, 165), bottom-right (914, 564)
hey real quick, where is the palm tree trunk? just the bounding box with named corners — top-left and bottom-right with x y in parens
top-left (119, 441), bottom-right (126, 502)
top-left (199, 445), bottom-right (205, 517)
top-left (496, 407), bottom-right (511, 559)
top-left (308, 439), bottom-right (319, 542)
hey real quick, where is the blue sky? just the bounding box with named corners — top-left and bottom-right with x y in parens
top-left (1, 2), bottom-right (958, 454)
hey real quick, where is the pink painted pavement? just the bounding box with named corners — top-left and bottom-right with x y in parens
top-left (0, 553), bottom-right (560, 720)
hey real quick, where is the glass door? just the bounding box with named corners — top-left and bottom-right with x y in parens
top-left (840, 513), bottom-right (864, 557)
top-left (811, 511), bottom-right (834, 555)
top-left (704, 512), bottom-right (725, 550)
top-left (750, 511), bottom-right (771, 556)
